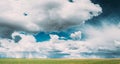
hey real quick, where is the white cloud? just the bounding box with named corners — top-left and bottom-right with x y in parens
top-left (70, 31), bottom-right (82, 40)
top-left (1, 23), bottom-right (120, 58)
top-left (0, 0), bottom-right (102, 38)
top-left (3, 0), bottom-right (119, 58)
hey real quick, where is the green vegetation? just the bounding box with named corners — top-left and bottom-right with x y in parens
top-left (0, 58), bottom-right (120, 64)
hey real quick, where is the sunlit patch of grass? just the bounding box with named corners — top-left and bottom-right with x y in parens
top-left (0, 58), bottom-right (120, 64)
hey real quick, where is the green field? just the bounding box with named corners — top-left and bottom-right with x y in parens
top-left (0, 58), bottom-right (120, 64)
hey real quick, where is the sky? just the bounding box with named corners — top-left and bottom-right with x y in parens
top-left (0, 0), bottom-right (120, 58)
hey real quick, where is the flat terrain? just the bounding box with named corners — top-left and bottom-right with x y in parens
top-left (0, 58), bottom-right (120, 64)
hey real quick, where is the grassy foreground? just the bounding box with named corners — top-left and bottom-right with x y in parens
top-left (0, 58), bottom-right (120, 64)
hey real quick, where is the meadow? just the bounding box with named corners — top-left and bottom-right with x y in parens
top-left (0, 58), bottom-right (120, 64)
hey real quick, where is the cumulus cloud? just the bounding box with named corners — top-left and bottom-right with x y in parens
top-left (70, 31), bottom-right (82, 40)
top-left (3, 0), bottom-right (119, 59)
top-left (0, 0), bottom-right (102, 38)
top-left (1, 23), bottom-right (120, 58)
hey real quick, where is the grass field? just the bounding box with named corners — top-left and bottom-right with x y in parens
top-left (0, 58), bottom-right (120, 64)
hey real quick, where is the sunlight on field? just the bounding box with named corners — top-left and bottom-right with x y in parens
top-left (0, 59), bottom-right (120, 64)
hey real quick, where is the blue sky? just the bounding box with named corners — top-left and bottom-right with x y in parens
top-left (0, 0), bottom-right (120, 58)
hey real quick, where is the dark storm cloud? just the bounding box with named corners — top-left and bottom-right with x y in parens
top-left (0, 26), bottom-right (14, 39)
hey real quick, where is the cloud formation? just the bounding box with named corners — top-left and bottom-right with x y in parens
top-left (0, 23), bottom-right (120, 58)
top-left (0, 0), bottom-right (120, 58)
top-left (0, 0), bottom-right (102, 38)
top-left (70, 31), bottom-right (82, 40)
